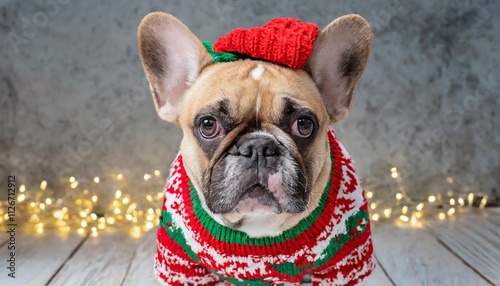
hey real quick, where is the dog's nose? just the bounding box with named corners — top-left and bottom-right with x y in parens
top-left (237, 137), bottom-right (278, 158)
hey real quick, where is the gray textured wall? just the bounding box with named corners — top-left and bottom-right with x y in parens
top-left (1, 0), bottom-right (498, 201)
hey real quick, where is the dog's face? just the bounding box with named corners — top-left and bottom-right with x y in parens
top-left (138, 13), bottom-right (372, 236)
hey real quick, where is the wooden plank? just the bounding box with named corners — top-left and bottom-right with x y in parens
top-left (460, 215), bottom-right (500, 248)
top-left (121, 228), bottom-right (158, 286)
top-left (0, 230), bottom-right (85, 286)
top-left (373, 223), bottom-right (490, 286)
top-left (427, 216), bottom-right (500, 285)
top-left (48, 229), bottom-right (139, 286)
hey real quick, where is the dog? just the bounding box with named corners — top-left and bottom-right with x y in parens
top-left (138, 12), bottom-right (374, 286)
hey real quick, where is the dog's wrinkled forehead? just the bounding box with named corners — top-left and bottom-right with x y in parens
top-left (178, 60), bottom-right (329, 157)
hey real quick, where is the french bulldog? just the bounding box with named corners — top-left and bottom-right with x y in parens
top-left (138, 12), bottom-right (374, 286)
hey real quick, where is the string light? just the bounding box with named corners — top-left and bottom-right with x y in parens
top-left (447, 208), bottom-right (455, 216)
top-left (458, 198), bottom-right (465, 206)
top-left (416, 203), bottom-right (424, 211)
top-left (3, 165), bottom-right (488, 238)
top-left (438, 212), bottom-right (446, 220)
top-left (399, 215), bottom-right (409, 222)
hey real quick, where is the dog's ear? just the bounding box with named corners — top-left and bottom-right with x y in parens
top-left (306, 15), bottom-right (373, 123)
top-left (137, 12), bottom-right (212, 123)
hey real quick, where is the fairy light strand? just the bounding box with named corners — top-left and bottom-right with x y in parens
top-left (0, 166), bottom-right (491, 237)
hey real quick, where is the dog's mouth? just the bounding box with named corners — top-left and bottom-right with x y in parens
top-left (232, 184), bottom-right (282, 214)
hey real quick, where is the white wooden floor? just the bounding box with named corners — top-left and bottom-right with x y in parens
top-left (1, 209), bottom-right (498, 286)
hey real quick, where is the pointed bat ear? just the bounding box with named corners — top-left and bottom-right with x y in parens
top-left (306, 15), bottom-right (373, 123)
top-left (137, 12), bottom-right (212, 123)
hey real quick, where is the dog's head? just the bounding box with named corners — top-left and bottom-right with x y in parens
top-left (138, 13), bottom-right (372, 236)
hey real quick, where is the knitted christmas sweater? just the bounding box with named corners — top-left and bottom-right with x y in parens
top-left (155, 129), bottom-right (375, 285)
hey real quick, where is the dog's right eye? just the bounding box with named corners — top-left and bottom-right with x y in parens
top-left (199, 117), bottom-right (221, 139)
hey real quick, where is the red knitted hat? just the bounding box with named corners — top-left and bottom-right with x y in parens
top-left (213, 18), bottom-right (319, 69)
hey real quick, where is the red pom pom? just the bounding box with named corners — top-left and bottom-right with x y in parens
top-left (213, 18), bottom-right (319, 69)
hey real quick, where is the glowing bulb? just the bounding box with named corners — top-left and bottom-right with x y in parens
top-left (77, 228), bottom-right (85, 235)
top-left (69, 176), bottom-right (76, 183)
top-left (449, 198), bottom-right (456, 206)
top-left (90, 213), bottom-right (97, 220)
top-left (480, 196), bottom-right (488, 208)
top-left (91, 227), bottom-right (97, 233)
top-left (18, 194), bottom-right (26, 202)
top-left (79, 211), bottom-right (87, 218)
top-left (45, 198), bottom-right (52, 205)
top-left (438, 212), bottom-right (446, 220)
top-left (98, 223), bottom-right (105, 230)
top-left (116, 173), bottom-right (124, 180)
top-left (416, 203), bottom-right (424, 211)
top-left (122, 197), bottom-right (130, 204)
top-left (126, 214), bottom-right (133, 221)
top-left (458, 198), bottom-right (465, 206)
top-left (383, 208), bottom-right (392, 218)
top-left (114, 208), bottom-right (121, 215)
top-left (390, 167), bottom-right (397, 173)
top-left (370, 203), bottom-right (377, 210)
top-left (428, 195), bottom-right (436, 203)
top-left (115, 190), bottom-right (122, 199)
top-left (40, 203), bottom-right (45, 210)
top-left (91, 195), bottom-right (98, 203)
top-left (53, 211), bottom-right (62, 218)
top-left (402, 206), bottom-right (408, 214)
top-left (391, 172), bottom-right (398, 178)
top-left (366, 191), bottom-right (373, 199)
top-left (81, 221), bottom-right (87, 227)
top-left (145, 221), bottom-right (154, 230)
top-left (396, 193), bottom-right (403, 200)
top-left (71, 181), bottom-right (79, 188)
top-left (30, 202), bottom-right (36, 208)
top-left (410, 215), bottom-right (418, 225)
top-left (106, 217), bottom-right (115, 225)
top-left (144, 173), bottom-right (151, 181)
top-left (468, 193), bottom-right (474, 205)
top-left (154, 170), bottom-right (161, 177)
top-left (93, 176), bottom-right (100, 183)
top-left (399, 215), bottom-right (409, 222)
top-left (447, 208), bottom-right (455, 216)
top-left (371, 213), bottom-right (380, 221)
top-left (20, 185), bottom-right (26, 192)
top-left (40, 180), bottom-right (47, 190)
top-left (146, 194), bottom-right (153, 202)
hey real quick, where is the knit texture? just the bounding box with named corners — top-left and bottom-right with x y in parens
top-left (213, 18), bottom-right (319, 69)
top-left (154, 129), bottom-right (374, 285)
top-left (203, 41), bottom-right (240, 63)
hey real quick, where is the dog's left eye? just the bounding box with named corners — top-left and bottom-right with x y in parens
top-left (291, 117), bottom-right (314, 138)
top-left (199, 117), bottom-right (221, 139)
